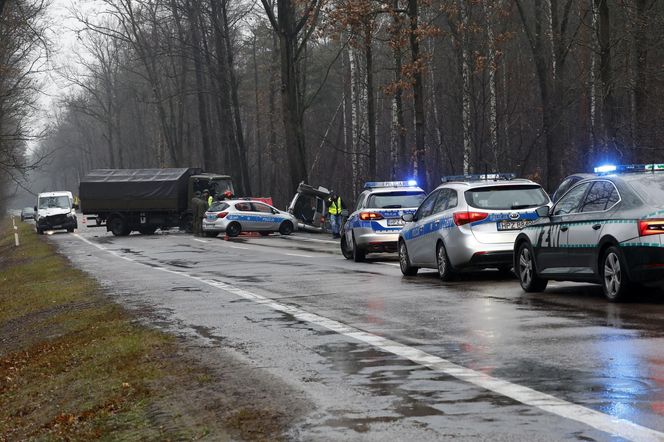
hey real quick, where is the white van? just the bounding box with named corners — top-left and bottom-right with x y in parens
top-left (35, 191), bottom-right (78, 234)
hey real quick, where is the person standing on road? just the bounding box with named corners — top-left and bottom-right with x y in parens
top-left (191, 192), bottom-right (205, 236)
top-left (203, 189), bottom-right (212, 208)
top-left (328, 192), bottom-right (345, 239)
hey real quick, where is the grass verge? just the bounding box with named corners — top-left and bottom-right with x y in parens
top-left (0, 220), bottom-right (288, 440)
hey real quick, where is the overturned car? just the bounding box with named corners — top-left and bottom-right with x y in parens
top-left (287, 182), bottom-right (332, 233)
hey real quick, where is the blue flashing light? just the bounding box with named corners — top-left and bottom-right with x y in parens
top-left (593, 164), bottom-right (617, 174)
top-left (364, 181), bottom-right (420, 189)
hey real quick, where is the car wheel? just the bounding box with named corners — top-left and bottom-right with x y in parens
top-left (279, 221), bottom-right (294, 236)
top-left (602, 246), bottom-right (632, 302)
top-left (340, 234), bottom-right (353, 260)
top-left (226, 222), bottom-right (241, 237)
top-left (109, 216), bottom-right (130, 237)
top-left (517, 242), bottom-right (547, 292)
top-left (399, 240), bottom-right (418, 276)
top-left (259, 231), bottom-right (271, 237)
top-left (436, 242), bottom-right (454, 281)
top-left (352, 233), bottom-right (366, 262)
top-left (36, 228), bottom-right (43, 235)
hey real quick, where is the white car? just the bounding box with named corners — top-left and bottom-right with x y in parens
top-left (202, 199), bottom-right (299, 237)
top-left (35, 191), bottom-right (78, 234)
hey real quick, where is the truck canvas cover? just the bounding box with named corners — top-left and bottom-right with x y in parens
top-left (80, 168), bottom-right (194, 213)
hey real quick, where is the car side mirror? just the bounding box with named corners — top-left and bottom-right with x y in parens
top-left (536, 206), bottom-right (550, 217)
top-left (402, 213), bottom-right (414, 223)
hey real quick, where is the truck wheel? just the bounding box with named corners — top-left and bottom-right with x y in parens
top-left (181, 214), bottom-right (193, 233)
top-left (109, 216), bottom-right (130, 237)
top-left (226, 222), bottom-right (241, 237)
top-left (138, 226), bottom-right (157, 235)
top-left (279, 221), bottom-right (294, 236)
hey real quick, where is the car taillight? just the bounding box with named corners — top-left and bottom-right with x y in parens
top-left (453, 211), bottom-right (488, 226)
top-left (217, 212), bottom-right (228, 219)
top-left (638, 219), bottom-right (664, 236)
top-left (359, 212), bottom-right (384, 221)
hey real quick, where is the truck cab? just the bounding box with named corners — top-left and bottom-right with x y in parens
top-left (35, 191), bottom-right (78, 234)
top-left (188, 174), bottom-right (234, 209)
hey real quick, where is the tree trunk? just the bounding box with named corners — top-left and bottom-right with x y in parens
top-left (483, 1), bottom-right (499, 171)
top-left (595, 0), bottom-right (616, 152)
top-left (365, 26), bottom-right (376, 181)
top-left (408, 0), bottom-right (427, 189)
top-left (460, 0), bottom-right (473, 174)
top-left (252, 34), bottom-right (263, 195)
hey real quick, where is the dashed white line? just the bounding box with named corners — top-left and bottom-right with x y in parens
top-left (192, 238), bottom-right (209, 243)
top-left (72, 233), bottom-right (664, 441)
top-left (228, 245), bottom-right (249, 250)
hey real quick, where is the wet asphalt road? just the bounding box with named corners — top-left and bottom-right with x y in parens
top-left (46, 224), bottom-right (664, 441)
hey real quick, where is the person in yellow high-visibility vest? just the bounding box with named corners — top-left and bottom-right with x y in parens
top-left (327, 192), bottom-right (345, 239)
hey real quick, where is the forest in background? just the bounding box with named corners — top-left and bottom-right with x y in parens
top-left (2, 0), bottom-right (664, 209)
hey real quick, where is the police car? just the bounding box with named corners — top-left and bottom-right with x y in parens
top-left (202, 199), bottom-right (298, 237)
top-left (398, 174), bottom-right (551, 280)
top-left (341, 181), bottom-right (426, 262)
top-left (515, 163), bottom-right (664, 302)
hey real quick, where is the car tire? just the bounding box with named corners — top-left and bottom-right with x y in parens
top-left (517, 242), bottom-right (548, 292)
top-left (226, 222), bottom-right (241, 237)
top-left (436, 242), bottom-right (455, 281)
top-left (109, 216), bottom-right (130, 237)
top-left (36, 228), bottom-right (43, 235)
top-left (279, 221), bottom-right (294, 236)
top-left (399, 240), bottom-right (418, 276)
top-left (259, 231), bottom-right (271, 237)
top-left (352, 233), bottom-right (366, 262)
top-left (601, 246), bottom-right (632, 302)
top-left (340, 234), bottom-right (353, 260)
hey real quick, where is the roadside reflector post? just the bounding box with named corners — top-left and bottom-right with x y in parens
top-left (12, 217), bottom-right (19, 247)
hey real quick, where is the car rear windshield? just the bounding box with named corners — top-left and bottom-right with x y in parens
top-left (209, 202), bottom-right (229, 212)
top-left (464, 185), bottom-right (549, 210)
top-left (627, 174), bottom-right (664, 207)
top-left (367, 191), bottom-right (426, 209)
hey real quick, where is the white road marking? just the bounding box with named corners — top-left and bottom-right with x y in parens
top-left (288, 236), bottom-right (338, 244)
top-left (228, 245), bottom-right (249, 250)
top-left (377, 262), bottom-right (400, 267)
top-left (285, 253), bottom-right (313, 258)
top-left (72, 233), bottom-right (664, 441)
top-left (192, 238), bottom-right (209, 243)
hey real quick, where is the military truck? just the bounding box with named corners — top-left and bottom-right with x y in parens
top-left (79, 168), bottom-right (233, 236)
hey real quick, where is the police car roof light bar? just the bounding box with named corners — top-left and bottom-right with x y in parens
top-left (441, 173), bottom-right (516, 183)
top-left (363, 181), bottom-right (419, 189)
top-left (593, 163), bottom-right (664, 174)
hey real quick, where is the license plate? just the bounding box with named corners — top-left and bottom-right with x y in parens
top-left (53, 225), bottom-right (62, 229)
top-left (497, 220), bottom-right (532, 231)
top-left (206, 215), bottom-right (216, 221)
top-left (387, 218), bottom-right (405, 226)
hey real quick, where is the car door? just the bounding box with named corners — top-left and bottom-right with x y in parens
top-left (251, 202), bottom-right (278, 231)
top-left (566, 181), bottom-right (621, 274)
top-left (409, 190), bottom-right (441, 265)
top-left (537, 182), bottom-right (591, 272)
top-left (233, 202), bottom-right (254, 229)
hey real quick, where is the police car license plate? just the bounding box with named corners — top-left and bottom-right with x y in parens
top-left (388, 218), bottom-right (405, 226)
top-left (497, 220), bottom-right (532, 231)
top-left (206, 215), bottom-right (216, 221)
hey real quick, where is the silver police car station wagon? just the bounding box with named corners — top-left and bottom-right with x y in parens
top-left (341, 181), bottom-right (426, 262)
top-left (398, 174), bottom-right (551, 280)
top-left (515, 164), bottom-right (664, 302)
top-left (202, 199), bottom-right (298, 237)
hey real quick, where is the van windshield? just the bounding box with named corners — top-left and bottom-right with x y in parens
top-left (465, 185), bottom-right (549, 210)
top-left (38, 196), bottom-right (70, 210)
